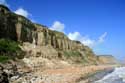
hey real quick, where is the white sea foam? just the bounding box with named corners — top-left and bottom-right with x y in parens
top-left (94, 67), bottom-right (125, 83)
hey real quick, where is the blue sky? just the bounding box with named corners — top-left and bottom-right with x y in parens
top-left (1, 0), bottom-right (125, 61)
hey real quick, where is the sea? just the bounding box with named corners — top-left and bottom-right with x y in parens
top-left (94, 67), bottom-right (125, 83)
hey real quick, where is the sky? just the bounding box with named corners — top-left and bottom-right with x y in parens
top-left (0, 0), bottom-right (125, 61)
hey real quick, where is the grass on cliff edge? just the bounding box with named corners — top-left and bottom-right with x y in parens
top-left (0, 39), bottom-right (24, 63)
top-left (63, 51), bottom-right (81, 57)
top-left (63, 51), bottom-right (89, 64)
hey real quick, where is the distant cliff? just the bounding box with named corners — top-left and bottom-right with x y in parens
top-left (97, 55), bottom-right (119, 64)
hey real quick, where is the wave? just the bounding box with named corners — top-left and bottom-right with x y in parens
top-left (94, 67), bottom-right (125, 83)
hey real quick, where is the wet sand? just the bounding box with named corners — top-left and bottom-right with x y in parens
top-left (77, 68), bottom-right (114, 83)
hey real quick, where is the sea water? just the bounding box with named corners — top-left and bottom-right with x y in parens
top-left (94, 67), bottom-right (125, 83)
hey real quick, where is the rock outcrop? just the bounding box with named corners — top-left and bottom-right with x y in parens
top-left (0, 5), bottom-right (36, 42)
top-left (0, 5), bottom-right (84, 51)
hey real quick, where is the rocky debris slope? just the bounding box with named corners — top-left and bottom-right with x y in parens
top-left (0, 61), bottom-right (20, 83)
top-left (0, 64), bottom-right (9, 83)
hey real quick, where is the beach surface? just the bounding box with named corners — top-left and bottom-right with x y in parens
top-left (33, 65), bottom-right (116, 83)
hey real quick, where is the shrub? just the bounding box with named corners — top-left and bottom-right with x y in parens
top-left (0, 39), bottom-right (24, 62)
top-left (63, 50), bottom-right (89, 64)
top-left (0, 39), bottom-right (21, 53)
top-left (0, 55), bottom-right (10, 63)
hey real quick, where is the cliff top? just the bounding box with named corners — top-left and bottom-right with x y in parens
top-left (0, 4), bottom-right (10, 12)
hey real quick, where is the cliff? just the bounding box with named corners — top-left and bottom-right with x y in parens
top-left (0, 5), bottom-right (99, 67)
top-left (0, 5), bottom-right (119, 83)
top-left (97, 55), bottom-right (119, 65)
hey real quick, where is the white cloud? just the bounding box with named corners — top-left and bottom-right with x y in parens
top-left (68, 32), bottom-right (81, 40)
top-left (0, 0), bottom-right (31, 18)
top-left (14, 8), bottom-right (30, 18)
top-left (50, 21), bottom-right (107, 47)
top-left (68, 32), bottom-right (95, 47)
top-left (0, 0), bottom-right (9, 6)
top-left (98, 32), bottom-right (107, 43)
top-left (81, 37), bottom-right (95, 47)
top-left (50, 21), bottom-right (65, 32)
top-left (68, 32), bottom-right (107, 47)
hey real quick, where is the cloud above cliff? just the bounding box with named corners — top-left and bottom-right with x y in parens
top-left (98, 32), bottom-right (107, 43)
top-left (0, 0), bottom-right (9, 6)
top-left (68, 32), bottom-right (95, 47)
top-left (68, 32), bottom-right (107, 47)
top-left (14, 8), bottom-right (30, 18)
top-left (50, 21), bottom-right (107, 47)
top-left (50, 21), bottom-right (65, 32)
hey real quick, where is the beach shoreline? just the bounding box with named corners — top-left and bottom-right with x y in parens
top-left (76, 67), bottom-right (114, 83)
